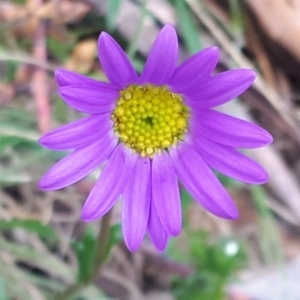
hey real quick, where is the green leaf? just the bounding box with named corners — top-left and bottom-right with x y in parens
top-left (47, 36), bottom-right (73, 61)
top-left (0, 239), bottom-right (73, 281)
top-left (73, 226), bottom-right (97, 283)
top-left (0, 219), bottom-right (58, 244)
top-left (216, 173), bottom-right (240, 188)
top-left (106, 0), bottom-right (121, 31)
top-left (0, 108), bottom-right (36, 127)
top-left (0, 279), bottom-right (8, 300)
top-left (169, 230), bottom-right (246, 300)
top-left (131, 57), bottom-right (144, 73)
top-left (106, 223), bottom-right (122, 258)
top-left (4, 61), bottom-right (18, 83)
top-left (0, 173), bottom-right (31, 186)
top-left (251, 186), bottom-right (284, 265)
top-left (228, 0), bottom-right (244, 35)
top-left (73, 224), bottom-right (122, 283)
top-left (54, 97), bottom-right (69, 123)
top-left (0, 120), bottom-right (39, 143)
top-left (174, 0), bottom-right (202, 54)
top-left (180, 187), bottom-right (193, 213)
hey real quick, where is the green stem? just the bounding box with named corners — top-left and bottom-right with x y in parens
top-left (52, 210), bottom-right (112, 300)
top-left (90, 210), bottom-right (112, 280)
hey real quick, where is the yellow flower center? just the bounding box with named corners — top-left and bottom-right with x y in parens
top-left (111, 84), bottom-right (190, 157)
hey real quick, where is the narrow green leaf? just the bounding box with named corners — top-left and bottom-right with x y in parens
top-left (47, 37), bottom-right (73, 61)
top-left (0, 121), bottom-right (39, 142)
top-left (174, 0), bottom-right (201, 54)
top-left (73, 226), bottom-right (97, 283)
top-left (216, 173), bottom-right (240, 188)
top-left (0, 173), bottom-right (31, 186)
top-left (0, 239), bottom-right (73, 281)
top-left (106, 223), bottom-right (122, 258)
top-left (106, 0), bottom-right (121, 31)
top-left (251, 186), bottom-right (284, 266)
top-left (4, 61), bottom-right (18, 83)
top-left (0, 219), bottom-right (58, 244)
top-left (0, 279), bottom-right (8, 300)
top-left (228, 0), bottom-right (244, 35)
top-left (54, 97), bottom-right (69, 123)
top-left (0, 108), bottom-right (36, 126)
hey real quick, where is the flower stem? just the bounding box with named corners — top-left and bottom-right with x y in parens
top-left (53, 210), bottom-right (113, 300)
top-left (91, 210), bottom-right (112, 279)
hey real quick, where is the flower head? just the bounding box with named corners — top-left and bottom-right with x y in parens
top-left (38, 25), bottom-right (272, 252)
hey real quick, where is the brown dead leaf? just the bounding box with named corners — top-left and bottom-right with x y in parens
top-left (0, 3), bottom-right (28, 23)
top-left (0, 83), bottom-right (15, 106)
top-left (247, 0), bottom-right (300, 61)
top-left (64, 39), bottom-right (97, 73)
top-left (14, 65), bottom-right (34, 87)
top-left (36, 0), bottom-right (90, 24)
top-left (48, 23), bottom-right (73, 43)
top-left (0, 2), bottom-right (38, 38)
top-left (0, 0), bottom-right (90, 38)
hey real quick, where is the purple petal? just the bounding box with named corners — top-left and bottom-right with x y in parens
top-left (39, 114), bottom-right (111, 150)
top-left (140, 24), bottom-right (178, 85)
top-left (186, 69), bottom-right (256, 108)
top-left (168, 47), bottom-right (219, 93)
top-left (122, 157), bottom-right (151, 252)
top-left (148, 201), bottom-right (169, 252)
top-left (81, 144), bottom-right (135, 222)
top-left (191, 135), bottom-right (268, 184)
top-left (170, 142), bottom-right (239, 219)
top-left (152, 150), bottom-right (181, 236)
top-left (38, 131), bottom-right (117, 190)
top-left (55, 68), bottom-right (117, 89)
top-left (58, 85), bottom-right (118, 114)
top-left (98, 32), bottom-right (138, 88)
top-left (191, 109), bottom-right (273, 148)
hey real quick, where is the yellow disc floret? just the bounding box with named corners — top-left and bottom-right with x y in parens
top-left (111, 84), bottom-right (190, 157)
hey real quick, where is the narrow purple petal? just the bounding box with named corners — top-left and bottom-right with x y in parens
top-left (191, 135), bottom-right (268, 184)
top-left (191, 109), bottom-right (273, 148)
top-left (98, 32), bottom-right (138, 88)
top-left (122, 157), bottom-right (151, 252)
top-left (168, 47), bottom-right (219, 93)
top-left (38, 131), bottom-right (118, 190)
top-left (148, 201), bottom-right (169, 252)
top-left (140, 24), bottom-right (178, 85)
top-left (55, 68), bottom-right (117, 89)
top-left (170, 142), bottom-right (239, 219)
top-left (152, 150), bottom-right (181, 236)
top-left (58, 85), bottom-right (118, 114)
top-left (39, 114), bottom-right (111, 150)
top-left (186, 69), bottom-right (256, 108)
top-left (81, 144), bottom-right (135, 222)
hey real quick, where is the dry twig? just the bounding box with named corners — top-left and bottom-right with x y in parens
top-left (30, 0), bottom-right (50, 134)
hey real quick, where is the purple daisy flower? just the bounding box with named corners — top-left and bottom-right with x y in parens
top-left (38, 24), bottom-right (272, 252)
